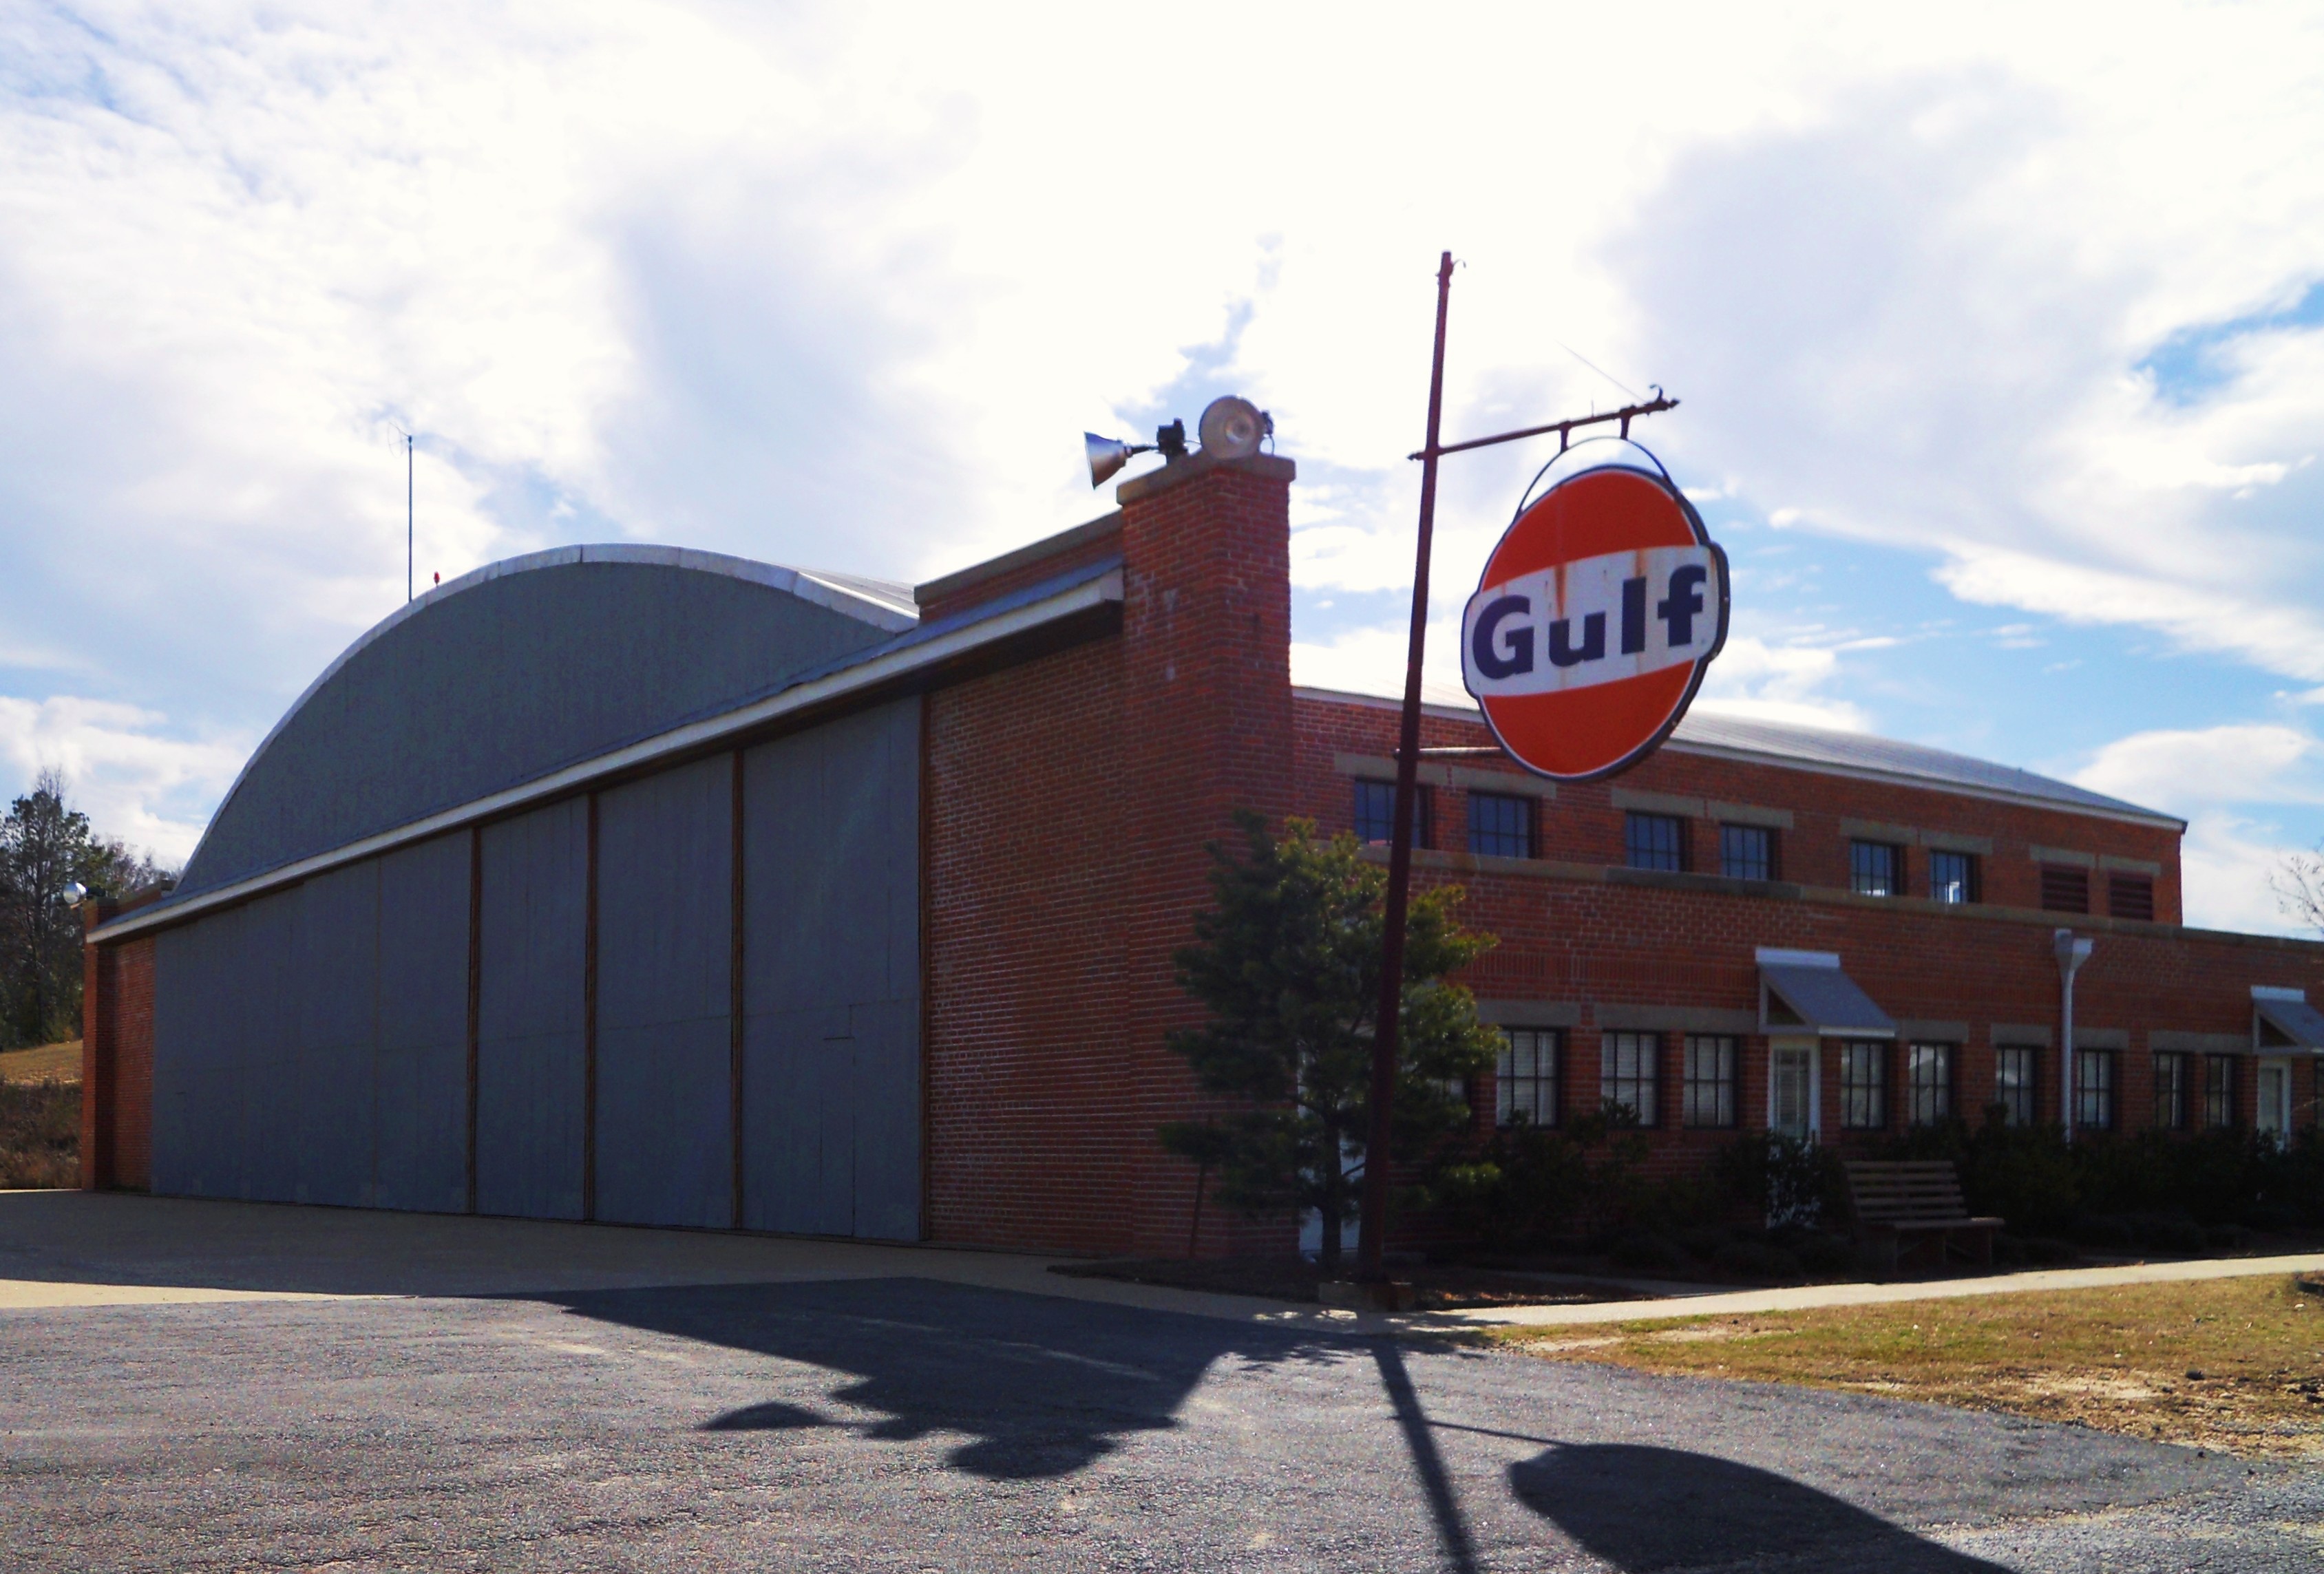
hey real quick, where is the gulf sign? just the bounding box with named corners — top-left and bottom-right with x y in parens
top-left (1461, 463), bottom-right (1729, 780)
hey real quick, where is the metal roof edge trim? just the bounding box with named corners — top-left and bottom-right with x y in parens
top-left (94, 568), bottom-right (1121, 944)
top-left (913, 511), bottom-right (1122, 607)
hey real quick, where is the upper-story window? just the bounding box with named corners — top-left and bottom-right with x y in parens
top-left (1719, 824), bottom-right (1775, 882)
top-left (1929, 850), bottom-right (1977, 904)
top-left (2040, 864), bottom-right (2090, 913)
top-left (2108, 873), bottom-right (2154, 922)
top-left (1849, 840), bottom-right (1902, 897)
top-left (1468, 792), bottom-right (1536, 859)
top-left (1353, 780), bottom-right (1431, 849)
top-left (1625, 812), bottom-right (1687, 873)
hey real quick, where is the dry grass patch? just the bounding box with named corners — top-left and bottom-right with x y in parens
top-left (0, 1040), bottom-right (79, 1085)
top-left (1496, 1274), bottom-right (2324, 1460)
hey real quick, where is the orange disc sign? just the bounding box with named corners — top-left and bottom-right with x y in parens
top-left (1460, 462), bottom-right (1729, 781)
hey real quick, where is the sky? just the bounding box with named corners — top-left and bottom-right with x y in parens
top-left (2, 2), bottom-right (2322, 934)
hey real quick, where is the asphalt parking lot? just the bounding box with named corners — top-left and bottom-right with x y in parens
top-left (5, 1270), bottom-right (2318, 1572)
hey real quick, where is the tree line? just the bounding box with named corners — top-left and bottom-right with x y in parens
top-left (0, 771), bottom-right (176, 1049)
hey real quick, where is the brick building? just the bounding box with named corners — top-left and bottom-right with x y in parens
top-left (79, 443), bottom-right (2324, 1256)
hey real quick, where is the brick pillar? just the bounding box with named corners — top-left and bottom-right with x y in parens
top-left (78, 899), bottom-right (118, 1189)
top-left (1114, 451), bottom-right (1297, 1257)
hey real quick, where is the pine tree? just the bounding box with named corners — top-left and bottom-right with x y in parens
top-left (1159, 811), bottom-right (1500, 1274)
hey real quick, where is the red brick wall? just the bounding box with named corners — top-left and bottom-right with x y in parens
top-left (925, 635), bottom-right (1132, 1252)
top-left (1292, 690), bottom-right (2323, 1173)
top-left (77, 930), bottom-right (155, 1191)
top-left (110, 937), bottom-right (155, 1189)
top-left (923, 456), bottom-right (1298, 1257)
top-left (1115, 458), bottom-right (1297, 1257)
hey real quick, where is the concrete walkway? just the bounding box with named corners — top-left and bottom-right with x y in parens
top-left (1440, 1249), bottom-right (2324, 1328)
top-left (3, 1189), bottom-right (2317, 1332)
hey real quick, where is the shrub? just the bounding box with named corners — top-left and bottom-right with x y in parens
top-left (0, 1080), bottom-right (79, 1189)
top-left (1713, 1131), bottom-right (1846, 1228)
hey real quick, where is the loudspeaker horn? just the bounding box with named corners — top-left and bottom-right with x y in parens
top-left (1086, 433), bottom-right (1136, 489)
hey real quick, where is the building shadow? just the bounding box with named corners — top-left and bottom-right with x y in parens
top-left (1510, 1442), bottom-right (2011, 1572)
top-left (550, 1276), bottom-right (1355, 1482)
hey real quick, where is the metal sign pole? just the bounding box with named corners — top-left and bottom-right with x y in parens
top-left (1353, 253), bottom-right (1684, 1290)
top-left (1357, 251), bottom-right (1455, 1285)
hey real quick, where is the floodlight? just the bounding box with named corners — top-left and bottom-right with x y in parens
top-left (1198, 396), bottom-right (1271, 460)
top-left (60, 881), bottom-right (87, 908)
top-left (1085, 433), bottom-right (1140, 489)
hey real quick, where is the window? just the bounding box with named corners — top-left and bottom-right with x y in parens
top-left (2203, 1054), bottom-right (2235, 1129)
top-left (2075, 1049), bottom-right (2115, 1131)
top-left (1625, 812), bottom-right (1687, 872)
top-left (1996, 1045), bottom-right (2040, 1127)
top-left (2153, 1051), bottom-right (2189, 1130)
top-left (1601, 1031), bottom-right (1659, 1126)
top-left (1839, 1041), bottom-right (1887, 1129)
top-left (2040, 864), bottom-right (2090, 913)
top-left (1468, 792), bottom-right (1535, 859)
top-left (1905, 1042), bottom-right (1954, 1125)
top-left (1929, 850), bottom-right (1977, 904)
top-left (1719, 825), bottom-right (1775, 882)
top-left (1497, 1028), bottom-right (1560, 1127)
top-left (1682, 1034), bottom-right (1738, 1128)
top-left (2108, 874), bottom-right (2154, 922)
top-left (1849, 841), bottom-right (1902, 897)
top-left (1353, 779), bottom-right (1431, 849)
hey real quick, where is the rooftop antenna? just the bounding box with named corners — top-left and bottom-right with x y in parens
top-left (405, 431), bottom-right (414, 604)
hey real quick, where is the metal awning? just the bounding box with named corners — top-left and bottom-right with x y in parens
top-left (2253, 992), bottom-right (2324, 1051)
top-left (1758, 949), bottom-right (1896, 1038)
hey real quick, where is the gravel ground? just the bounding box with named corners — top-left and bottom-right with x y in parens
top-left (1, 1277), bottom-right (2314, 1572)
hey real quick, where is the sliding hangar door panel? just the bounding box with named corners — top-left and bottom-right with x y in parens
top-left (594, 756), bottom-right (735, 1229)
top-left (476, 798), bottom-right (589, 1220)
top-left (151, 834), bottom-right (472, 1210)
top-left (288, 860), bottom-right (381, 1207)
top-left (742, 697), bottom-right (922, 1242)
top-left (373, 833), bottom-right (472, 1213)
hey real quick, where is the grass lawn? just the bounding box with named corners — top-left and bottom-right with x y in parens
top-left (1494, 1273), bottom-right (2324, 1460)
top-left (0, 1040), bottom-right (81, 1085)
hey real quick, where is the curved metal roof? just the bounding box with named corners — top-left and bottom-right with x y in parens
top-left (1305, 681), bottom-right (2184, 829)
top-left (176, 545), bottom-right (916, 898)
top-left (1666, 712), bottom-right (2182, 827)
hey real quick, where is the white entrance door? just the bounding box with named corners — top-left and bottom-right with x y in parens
top-left (1770, 1041), bottom-right (1817, 1140)
top-left (2257, 1059), bottom-right (2293, 1148)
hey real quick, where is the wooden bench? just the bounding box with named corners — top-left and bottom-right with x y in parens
top-left (1841, 1160), bottom-right (2003, 1274)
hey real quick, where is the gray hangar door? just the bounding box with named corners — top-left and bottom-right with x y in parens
top-left (151, 877), bottom-right (344, 1204)
top-left (476, 796), bottom-right (589, 1220)
top-left (151, 833), bottom-right (472, 1211)
top-left (594, 756), bottom-right (735, 1229)
top-left (742, 697), bottom-right (921, 1240)
top-left (372, 833), bottom-right (473, 1213)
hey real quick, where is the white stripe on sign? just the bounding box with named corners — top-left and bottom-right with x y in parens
top-left (1462, 546), bottom-right (1718, 697)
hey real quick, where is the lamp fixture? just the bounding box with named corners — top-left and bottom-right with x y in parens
top-left (1082, 397), bottom-right (1271, 487)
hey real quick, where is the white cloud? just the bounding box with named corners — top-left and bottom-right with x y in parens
top-left (2182, 813), bottom-right (2310, 937)
top-left (0, 697), bottom-right (248, 864)
top-left (1689, 636), bottom-right (1869, 733)
top-left (2071, 723), bottom-right (2319, 812)
top-left (3, 1), bottom-right (2324, 852)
